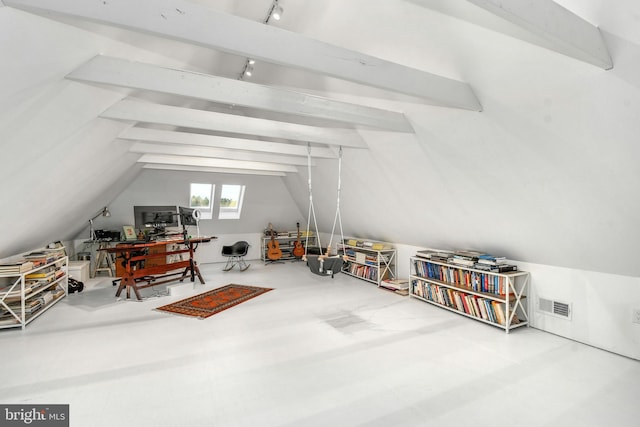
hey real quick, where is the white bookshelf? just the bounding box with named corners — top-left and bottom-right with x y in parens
top-left (410, 255), bottom-right (529, 333)
top-left (339, 241), bottom-right (397, 286)
top-left (0, 254), bottom-right (68, 330)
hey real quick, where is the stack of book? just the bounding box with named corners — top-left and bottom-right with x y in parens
top-left (474, 254), bottom-right (517, 273)
top-left (450, 250), bottom-right (483, 267)
top-left (381, 279), bottom-right (409, 296)
top-left (415, 249), bottom-right (518, 273)
top-left (0, 261), bottom-right (34, 275)
top-left (25, 266), bottom-right (58, 292)
top-left (415, 249), bottom-right (453, 263)
top-left (0, 310), bottom-right (18, 325)
top-left (22, 251), bottom-right (58, 268)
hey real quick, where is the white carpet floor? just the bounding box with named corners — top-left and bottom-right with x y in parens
top-left (1, 261), bottom-right (638, 427)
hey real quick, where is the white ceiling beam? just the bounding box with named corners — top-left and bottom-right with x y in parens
top-left (466, 0), bottom-right (612, 69)
top-left (119, 128), bottom-right (336, 159)
top-left (143, 164), bottom-right (286, 177)
top-left (105, 100), bottom-right (365, 150)
top-left (137, 154), bottom-right (298, 173)
top-left (5, 0), bottom-right (481, 111)
top-left (129, 142), bottom-right (310, 166)
top-left (68, 56), bottom-right (413, 132)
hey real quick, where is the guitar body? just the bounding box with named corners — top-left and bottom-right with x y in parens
top-left (267, 223), bottom-right (282, 261)
top-left (292, 222), bottom-right (305, 258)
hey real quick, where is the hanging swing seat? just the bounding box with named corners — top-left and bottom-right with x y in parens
top-left (303, 145), bottom-right (347, 279)
top-left (304, 246), bottom-right (345, 278)
top-left (306, 255), bottom-right (344, 278)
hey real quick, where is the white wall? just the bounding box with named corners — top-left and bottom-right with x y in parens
top-left (69, 169), bottom-right (306, 264)
top-left (394, 243), bottom-right (640, 361)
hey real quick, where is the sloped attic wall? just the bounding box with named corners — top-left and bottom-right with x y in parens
top-left (274, 0), bottom-right (640, 279)
top-left (0, 6), bottom-right (237, 260)
top-left (3, 0), bottom-right (638, 277)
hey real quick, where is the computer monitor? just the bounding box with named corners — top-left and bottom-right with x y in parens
top-left (134, 206), bottom-right (179, 231)
top-left (178, 206), bottom-right (198, 227)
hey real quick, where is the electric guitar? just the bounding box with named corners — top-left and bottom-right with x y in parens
top-left (292, 222), bottom-right (305, 258)
top-left (266, 223), bottom-right (282, 261)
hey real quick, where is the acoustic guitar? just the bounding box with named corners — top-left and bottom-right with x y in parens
top-left (267, 223), bottom-right (282, 261)
top-left (292, 222), bottom-right (305, 258)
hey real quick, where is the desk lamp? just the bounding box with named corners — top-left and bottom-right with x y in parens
top-left (89, 206), bottom-right (111, 240)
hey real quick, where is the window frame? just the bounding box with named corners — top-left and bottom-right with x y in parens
top-left (218, 184), bottom-right (246, 220)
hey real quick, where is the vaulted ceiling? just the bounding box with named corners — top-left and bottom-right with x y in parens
top-left (1, 0), bottom-right (639, 277)
top-left (2, 0), bottom-right (611, 175)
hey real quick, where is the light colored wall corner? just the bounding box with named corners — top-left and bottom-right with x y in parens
top-left (394, 241), bottom-right (640, 361)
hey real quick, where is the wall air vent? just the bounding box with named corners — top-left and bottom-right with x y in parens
top-left (538, 297), bottom-right (572, 320)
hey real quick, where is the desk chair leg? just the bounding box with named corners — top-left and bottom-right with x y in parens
top-left (238, 257), bottom-right (250, 271)
top-left (223, 258), bottom-right (235, 271)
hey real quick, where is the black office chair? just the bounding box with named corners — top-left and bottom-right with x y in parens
top-left (221, 241), bottom-right (250, 271)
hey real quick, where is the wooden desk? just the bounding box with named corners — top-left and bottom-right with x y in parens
top-left (101, 237), bottom-right (214, 301)
top-left (114, 242), bottom-right (168, 277)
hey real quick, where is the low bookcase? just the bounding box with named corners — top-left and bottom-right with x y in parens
top-left (0, 251), bottom-right (68, 330)
top-left (339, 240), bottom-right (396, 286)
top-left (410, 256), bottom-right (529, 333)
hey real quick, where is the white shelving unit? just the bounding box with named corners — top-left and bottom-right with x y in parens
top-left (0, 255), bottom-right (68, 330)
top-left (410, 256), bottom-right (529, 333)
top-left (339, 241), bottom-right (397, 286)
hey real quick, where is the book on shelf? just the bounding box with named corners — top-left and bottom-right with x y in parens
top-left (450, 258), bottom-right (475, 267)
top-left (473, 263), bottom-right (517, 273)
top-left (25, 269), bottom-right (56, 280)
top-left (0, 315), bottom-right (19, 326)
top-left (453, 250), bottom-right (484, 260)
top-left (476, 255), bottom-right (507, 265)
top-left (0, 261), bottom-right (35, 274)
top-left (415, 249), bottom-right (453, 263)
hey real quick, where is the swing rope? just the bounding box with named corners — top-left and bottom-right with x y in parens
top-left (304, 143), bottom-right (322, 258)
top-left (327, 146), bottom-right (346, 257)
top-left (303, 145), bottom-right (345, 259)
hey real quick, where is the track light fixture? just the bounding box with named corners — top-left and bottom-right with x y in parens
top-left (265, 1), bottom-right (283, 24)
top-left (239, 60), bottom-right (254, 80)
top-left (271, 4), bottom-right (283, 21)
top-left (238, 2), bottom-right (283, 80)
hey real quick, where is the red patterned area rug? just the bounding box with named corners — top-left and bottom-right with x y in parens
top-left (155, 284), bottom-right (273, 319)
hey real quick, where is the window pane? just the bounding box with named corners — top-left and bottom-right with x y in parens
top-left (190, 183), bottom-right (214, 210)
top-left (219, 184), bottom-right (245, 219)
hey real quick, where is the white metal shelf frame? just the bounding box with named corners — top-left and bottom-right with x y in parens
top-left (409, 256), bottom-right (529, 333)
top-left (260, 233), bottom-right (317, 262)
top-left (339, 244), bottom-right (397, 286)
top-left (0, 256), bottom-right (68, 330)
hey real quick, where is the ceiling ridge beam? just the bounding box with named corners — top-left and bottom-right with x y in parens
top-left (105, 100), bottom-right (364, 150)
top-left (129, 142), bottom-right (312, 166)
top-left (143, 164), bottom-right (286, 177)
top-left (68, 56), bottom-right (413, 132)
top-left (118, 128), bottom-right (337, 159)
top-left (5, 0), bottom-right (481, 110)
top-left (466, 0), bottom-right (612, 69)
top-left (137, 154), bottom-right (298, 173)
